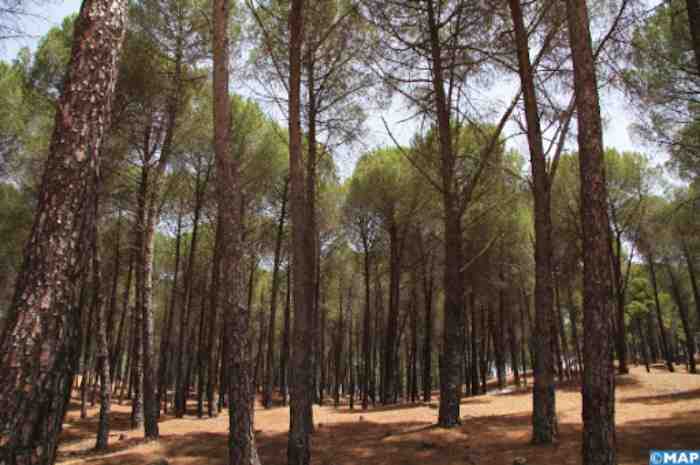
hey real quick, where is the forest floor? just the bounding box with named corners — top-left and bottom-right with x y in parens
top-left (57, 365), bottom-right (700, 465)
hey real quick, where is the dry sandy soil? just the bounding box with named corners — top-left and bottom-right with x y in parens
top-left (57, 365), bottom-right (700, 465)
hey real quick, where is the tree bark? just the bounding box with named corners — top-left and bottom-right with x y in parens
top-left (507, 0), bottom-right (557, 442)
top-left (212, 0), bottom-right (260, 460)
top-left (425, 0), bottom-right (464, 428)
top-left (288, 0), bottom-right (314, 463)
top-left (564, 0), bottom-right (617, 462)
top-left (93, 191), bottom-right (112, 451)
top-left (0, 14), bottom-right (127, 458)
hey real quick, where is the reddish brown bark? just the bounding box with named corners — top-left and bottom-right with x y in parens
top-left (0, 0), bottom-right (127, 461)
top-left (564, 0), bottom-right (617, 463)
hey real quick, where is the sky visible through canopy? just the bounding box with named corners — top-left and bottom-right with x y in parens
top-left (1, 0), bottom-right (662, 180)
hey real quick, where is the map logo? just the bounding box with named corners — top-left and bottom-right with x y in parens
top-left (650, 451), bottom-right (700, 465)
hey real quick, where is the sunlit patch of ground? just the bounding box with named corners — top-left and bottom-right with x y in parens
top-left (57, 365), bottom-right (700, 465)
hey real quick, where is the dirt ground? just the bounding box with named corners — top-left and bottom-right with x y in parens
top-left (57, 365), bottom-right (700, 465)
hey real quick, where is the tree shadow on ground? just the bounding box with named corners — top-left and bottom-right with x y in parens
top-left (331, 401), bottom-right (427, 415)
top-left (619, 387), bottom-right (700, 405)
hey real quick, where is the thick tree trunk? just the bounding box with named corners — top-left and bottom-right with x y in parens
top-left (0, 4), bottom-right (127, 458)
top-left (425, 0), bottom-right (464, 427)
top-left (212, 0), bottom-right (260, 460)
top-left (288, 0), bottom-right (314, 463)
top-left (564, 1), bottom-right (617, 463)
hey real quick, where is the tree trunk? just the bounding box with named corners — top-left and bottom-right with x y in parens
top-left (263, 179), bottom-right (288, 408)
top-left (141, 194), bottom-right (160, 439)
top-left (207, 217), bottom-right (223, 418)
top-left (422, 253), bottom-right (434, 402)
top-left (507, 0), bottom-right (557, 442)
top-left (158, 203), bottom-right (183, 415)
top-left (361, 228), bottom-right (372, 409)
top-left (0, 0), bottom-right (127, 454)
top-left (425, 0), bottom-right (464, 427)
top-left (686, 0), bottom-right (700, 72)
top-left (564, 0), bottom-right (617, 462)
top-left (288, 0), bottom-right (314, 463)
top-left (280, 267), bottom-right (291, 406)
top-left (174, 189), bottom-right (203, 417)
top-left (609, 230), bottom-right (629, 374)
top-left (212, 0), bottom-right (260, 459)
top-left (646, 253), bottom-right (675, 372)
top-left (665, 264), bottom-right (696, 373)
top-left (93, 192), bottom-right (112, 451)
top-left (382, 224), bottom-right (402, 404)
top-left (681, 239), bottom-right (700, 329)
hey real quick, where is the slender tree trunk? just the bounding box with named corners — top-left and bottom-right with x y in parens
top-left (334, 279), bottom-right (345, 408)
top-left (158, 204), bottom-right (183, 415)
top-left (263, 179), bottom-right (288, 408)
top-left (281, 267), bottom-right (291, 406)
top-left (508, 298), bottom-right (521, 387)
top-left (93, 192), bottom-right (112, 451)
top-left (174, 194), bottom-right (203, 417)
top-left (361, 230), bottom-right (372, 409)
top-left (636, 318), bottom-right (651, 372)
top-left (207, 217), bottom-right (223, 418)
top-left (566, 286), bottom-right (583, 377)
top-left (610, 230), bottom-right (629, 374)
top-left (564, 1), bottom-right (617, 462)
top-left (666, 264), bottom-right (696, 373)
top-left (382, 225), bottom-right (402, 404)
top-left (111, 251), bottom-right (133, 391)
top-left (681, 239), bottom-right (700, 328)
top-left (422, 255), bottom-right (434, 402)
top-left (508, 0), bottom-right (557, 442)
top-left (81, 284), bottom-right (96, 419)
top-left (646, 253), bottom-right (675, 372)
top-left (140, 197), bottom-right (160, 439)
top-left (471, 292), bottom-right (480, 396)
